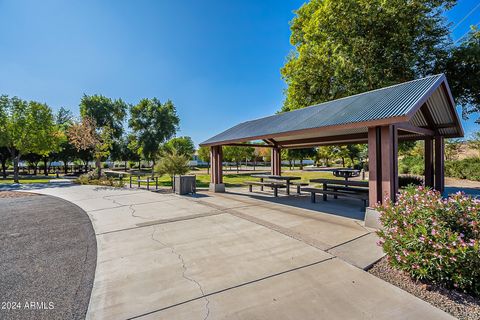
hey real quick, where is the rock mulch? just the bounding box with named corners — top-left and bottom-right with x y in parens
top-left (368, 257), bottom-right (480, 320)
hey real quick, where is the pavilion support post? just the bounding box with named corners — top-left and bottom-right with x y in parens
top-left (271, 146), bottom-right (281, 176)
top-left (367, 125), bottom-right (398, 205)
top-left (209, 145), bottom-right (225, 192)
top-left (434, 136), bottom-right (445, 193)
top-left (365, 125), bottom-right (398, 229)
top-left (368, 127), bottom-right (381, 206)
top-left (380, 125), bottom-right (398, 202)
top-left (424, 137), bottom-right (434, 188)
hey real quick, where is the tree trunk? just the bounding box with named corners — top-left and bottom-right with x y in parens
top-left (151, 159), bottom-right (155, 177)
top-left (124, 161), bottom-right (128, 172)
top-left (207, 163), bottom-right (210, 175)
top-left (64, 160), bottom-right (68, 174)
top-left (341, 157), bottom-right (345, 168)
top-left (1, 159), bottom-right (6, 179)
top-left (138, 160), bottom-right (141, 170)
top-left (33, 163), bottom-right (38, 175)
top-left (13, 154), bottom-right (20, 183)
top-left (43, 157), bottom-right (48, 176)
top-left (96, 159), bottom-right (102, 178)
top-left (300, 159), bottom-right (303, 170)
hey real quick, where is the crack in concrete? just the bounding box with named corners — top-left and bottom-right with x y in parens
top-left (150, 226), bottom-right (211, 320)
top-left (101, 195), bottom-right (151, 220)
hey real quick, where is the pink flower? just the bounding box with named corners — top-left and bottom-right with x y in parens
top-left (431, 229), bottom-right (437, 236)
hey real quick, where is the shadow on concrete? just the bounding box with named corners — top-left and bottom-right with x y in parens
top-left (225, 189), bottom-right (366, 221)
top-left (0, 182), bottom-right (76, 191)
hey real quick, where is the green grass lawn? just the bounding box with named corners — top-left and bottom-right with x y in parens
top-left (0, 176), bottom-right (55, 184)
top-left (127, 170), bottom-right (341, 189)
top-left (0, 169), bottom-right (346, 187)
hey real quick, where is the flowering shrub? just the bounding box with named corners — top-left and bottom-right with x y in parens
top-left (376, 186), bottom-right (480, 296)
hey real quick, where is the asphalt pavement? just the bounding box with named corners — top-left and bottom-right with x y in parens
top-left (0, 192), bottom-right (96, 320)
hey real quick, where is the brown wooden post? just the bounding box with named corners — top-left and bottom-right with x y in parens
top-left (368, 127), bottom-right (381, 206)
top-left (424, 137), bottom-right (434, 188)
top-left (271, 147), bottom-right (281, 176)
top-left (434, 136), bottom-right (445, 192)
top-left (380, 125), bottom-right (398, 202)
top-left (209, 146), bottom-right (225, 192)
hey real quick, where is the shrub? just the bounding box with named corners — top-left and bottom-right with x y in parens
top-left (75, 169), bottom-right (124, 187)
top-left (398, 156), bottom-right (424, 175)
top-left (446, 158), bottom-right (480, 181)
top-left (376, 186), bottom-right (480, 296)
top-left (398, 175), bottom-right (423, 188)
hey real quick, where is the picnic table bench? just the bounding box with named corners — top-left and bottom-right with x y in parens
top-left (250, 174), bottom-right (302, 196)
top-left (244, 180), bottom-right (287, 197)
top-left (303, 178), bottom-right (369, 210)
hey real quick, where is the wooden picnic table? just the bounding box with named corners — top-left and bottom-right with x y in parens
top-left (251, 174), bottom-right (301, 195)
top-left (309, 178), bottom-right (368, 201)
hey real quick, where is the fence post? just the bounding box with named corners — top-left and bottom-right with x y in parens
top-left (130, 175), bottom-right (132, 188)
top-left (147, 177), bottom-right (150, 190)
top-left (155, 177), bottom-right (158, 190)
top-left (138, 176), bottom-right (140, 188)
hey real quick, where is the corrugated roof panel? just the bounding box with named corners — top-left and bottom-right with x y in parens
top-left (201, 74), bottom-right (462, 145)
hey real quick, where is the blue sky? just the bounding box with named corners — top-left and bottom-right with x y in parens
top-left (0, 0), bottom-right (479, 145)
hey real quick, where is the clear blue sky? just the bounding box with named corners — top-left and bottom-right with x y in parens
top-left (0, 0), bottom-right (479, 145)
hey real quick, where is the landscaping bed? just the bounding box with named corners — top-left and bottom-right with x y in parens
top-left (369, 257), bottom-right (480, 320)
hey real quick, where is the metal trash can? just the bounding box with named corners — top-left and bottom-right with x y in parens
top-left (174, 175), bottom-right (196, 195)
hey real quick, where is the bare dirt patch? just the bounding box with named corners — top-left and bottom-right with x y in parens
top-left (0, 191), bottom-right (38, 198)
top-left (369, 257), bottom-right (480, 320)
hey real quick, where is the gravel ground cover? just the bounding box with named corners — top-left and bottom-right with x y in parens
top-left (369, 257), bottom-right (480, 320)
top-left (0, 193), bottom-right (97, 320)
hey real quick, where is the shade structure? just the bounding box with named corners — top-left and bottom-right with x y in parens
top-left (201, 74), bottom-right (464, 207)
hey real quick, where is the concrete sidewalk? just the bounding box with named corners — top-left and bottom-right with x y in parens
top-left (20, 184), bottom-right (453, 320)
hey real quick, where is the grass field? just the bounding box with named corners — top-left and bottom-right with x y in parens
top-left (0, 169), bottom-right (343, 187)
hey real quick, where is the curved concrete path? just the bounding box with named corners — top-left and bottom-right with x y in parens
top-left (4, 184), bottom-right (454, 320)
top-left (0, 192), bottom-right (96, 320)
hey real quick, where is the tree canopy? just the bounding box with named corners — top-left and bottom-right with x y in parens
top-left (163, 136), bottom-right (195, 158)
top-left (129, 98), bottom-right (180, 167)
top-left (280, 0), bottom-right (468, 113)
top-left (79, 94), bottom-right (128, 139)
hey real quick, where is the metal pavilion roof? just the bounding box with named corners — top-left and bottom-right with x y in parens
top-left (200, 74), bottom-right (463, 147)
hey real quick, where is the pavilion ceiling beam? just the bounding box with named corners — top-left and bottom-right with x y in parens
top-left (420, 103), bottom-right (438, 134)
top-left (223, 143), bottom-right (273, 148)
top-left (396, 122), bottom-right (435, 136)
top-left (276, 133), bottom-right (368, 147)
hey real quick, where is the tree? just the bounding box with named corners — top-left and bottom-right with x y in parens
top-left (155, 149), bottom-right (190, 187)
top-left (285, 148), bottom-right (316, 170)
top-left (111, 134), bottom-right (139, 172)
top-left (197, 146), bottom-right (211, 173)
top-left (163, 136), bottom-right (195, 158)
top-left (68, 117), bottom-right (112, 178)
top-left (0, 147), bottom-right (10, 178)
top-left (443, 29), bottom-right (480, 121)
top-left (0, 96), bottom-right (60, 182)
top-left (80, 94), bottom-right (128, 139)
top-left (317, 146), bottom-right (335, 167)
top-left (281, 0), bottom-right (455, 112)
top-left (223, 144), bottom-right (254, 173)
top-left (445, 138), bottom-right (463, 161)
top-left (129, 98), bottom-right (180, 175)
top-left (52, 107), bottom-right (76, 174)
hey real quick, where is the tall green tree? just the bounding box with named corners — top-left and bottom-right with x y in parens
top-left (80, 94), bottom-right (128, 139)
top-left (281, 0), bottom-right (455, 112)
top-left (129, 98), bottom-right (180, 174)
top-left (197, 146), bottom-right (211, 173)
top-left (443, 29), bottom-right (480, 121)
top-left (0, 96), bottom-right (59, 182)
top-left (285, 148), bottom-right (317, 169)
top-left (163, 136), bottom-right (195, 158)
top-left (223, 144), bottom-right (255, 172)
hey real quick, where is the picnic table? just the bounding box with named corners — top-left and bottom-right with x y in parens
top-left (305, 178), bottom-right (369, 210)
top-left (249, 174), bottom-right (302, 196)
